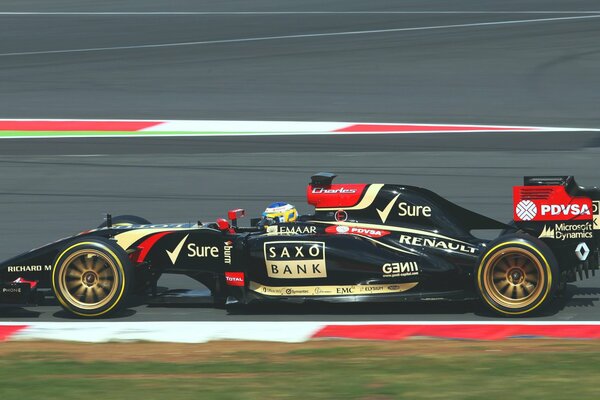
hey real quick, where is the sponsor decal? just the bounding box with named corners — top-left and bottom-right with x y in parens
top-left (538, 222), bottom-right (593, 241)
top-left (6, 265), bottom-right (52, 273)
top-left (224, 241), bottom-right (233, 265)
top-left (541, 204), bottom-right (590, 217)
top-left (224, 271), bottom-right (244, 286)
top-left (594, 201), bottom-right (600, 230)
top-left (399, 234), bottom-right (477, 254)
top-left (335, 225), bottom-right (350, 233)
top-left (311, 187), bottom-right (357, 194)
top-left (325, 225), bottom-right (391, 238)
top-left (166, 234), bottom-right (189, 264)
top-left (187, 243), bottom-right (219, 258)
top-left (335, 210), bottom-right (348, 222)
top-left (262, 286), bottom-right (312, 296)
top-left (308, 183), bottom-right (371, 209)
top-left (382, 262), bottom-right (419, 277)
top-left (264, 241), bottom-right (326, 279)
top-left (398, 202), bottom-right (432, 218)
top-left (375, 196), bottom-right (432, 224)
top-left (276, 225), bottom-right (317, 235)
top-left (248, 281), bottom-right (418, 296)
top-left (575, 242), bottom-right (590, 261)
top-left (513, 186), bottom-right (592, 222)
top-left (515, 200), bottom-right (537, 221)
top-left (376, 194), bottom-right (399, 224)
top-left (345, 226), bottom-right (390, 238)
top-left (166, 234), bottom-right (220, 264)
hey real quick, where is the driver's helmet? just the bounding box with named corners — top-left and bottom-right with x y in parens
top-left (262, 202), bottom-right (298, 223)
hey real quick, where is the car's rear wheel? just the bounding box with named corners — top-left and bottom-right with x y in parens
top-left (476, 235), bottom-right (558, 316)
top-left (52, 239), bottom-right (133, 318)
top-left (97, 215), bottom-right (151, 228)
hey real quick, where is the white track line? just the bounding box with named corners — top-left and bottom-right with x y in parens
top-left (2, 321), bottom-right (600, 343)
top-left (1, 322), bottom-right (325, 343)
top-left (1, 14), bottom-right (599, 57)
top-left (140, 120), bottom-right (594, 132)
top-left (2, 130), bottom-right (598, 141)
top-left (1, 11), bottom-right (600, 15)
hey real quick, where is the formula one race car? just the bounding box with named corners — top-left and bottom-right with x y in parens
top-left (1, 173), bottom-right (598, 317)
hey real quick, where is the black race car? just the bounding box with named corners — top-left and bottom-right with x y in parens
top-left (1, 173), bottom-right (598, 317)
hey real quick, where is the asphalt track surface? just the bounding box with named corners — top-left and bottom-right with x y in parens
top-left (1, 1), bottom-right (600, 321)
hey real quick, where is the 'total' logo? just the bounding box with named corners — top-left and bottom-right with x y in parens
top-left (225, 272), bottom-right (244, 286)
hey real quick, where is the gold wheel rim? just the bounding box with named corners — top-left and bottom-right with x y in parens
top-left (58, 249), bottom-right (119, 310)
top-left (483, 247), bottom-right (545, 309)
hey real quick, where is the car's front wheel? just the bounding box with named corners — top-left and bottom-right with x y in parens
top-left (476, 234), bottom-right (558, 316)
top-left (52, 239), bottom-right (132, 318)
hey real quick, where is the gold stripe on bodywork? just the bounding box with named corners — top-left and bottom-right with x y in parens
top-left (316, 184), bottom-right (384, 211)
top-left (249, 281), bottom-right (418, 297)
top-left (113, 228), bottom-right (191, 250)
top-left (355, 235), bottom-right (414, 254)
top-left (310, 220), bottom-right (472, 245)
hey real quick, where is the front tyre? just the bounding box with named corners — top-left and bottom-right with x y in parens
top-left (52, 239), bottom-right (132, 318)
top-left (476, 235), bottom-right (558, 316)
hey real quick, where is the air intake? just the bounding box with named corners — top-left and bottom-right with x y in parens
top-left (310, 172), bottom-right (337, 187)
top-left (524, 176), bottom-right (573, 186)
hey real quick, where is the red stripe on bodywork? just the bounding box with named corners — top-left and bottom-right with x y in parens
top-left (0, 325), bottom-right (28, 341)
top-left (325, 225), bottom-right (391, 238)
top-left (312, 324), bottom-right (600, 340)
top-left (0, 120), bottom-right (162, 131)
top-left (307, 184), bottom-right (368, 208)
top-left (135, 231), bottom-right (173, 263)
top-left (335, 124), bottom-right (535, 133)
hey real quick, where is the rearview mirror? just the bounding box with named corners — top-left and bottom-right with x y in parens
top-left (227, 209), bottom-right (246, 227)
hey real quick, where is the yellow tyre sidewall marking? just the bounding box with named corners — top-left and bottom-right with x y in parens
top-left (52, 241), bottom-right (126, 317)
top-left (477, 241), bottom-right (552, 315)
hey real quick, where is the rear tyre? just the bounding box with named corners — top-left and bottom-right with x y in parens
top-left (476, 234), bottom-right (558, 316)
top-left (52, 239), bottom-right (133, 318)
top-left (97, 214), bottom-right (151, 228)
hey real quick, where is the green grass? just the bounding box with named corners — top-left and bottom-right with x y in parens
top-left (1, 343), bottom-right (600, 399)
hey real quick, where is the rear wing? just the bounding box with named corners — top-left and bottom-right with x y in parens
top-left (513, 176), bottom-right (593, 223)
top-left (513, 176), bottom-right (599, 280)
